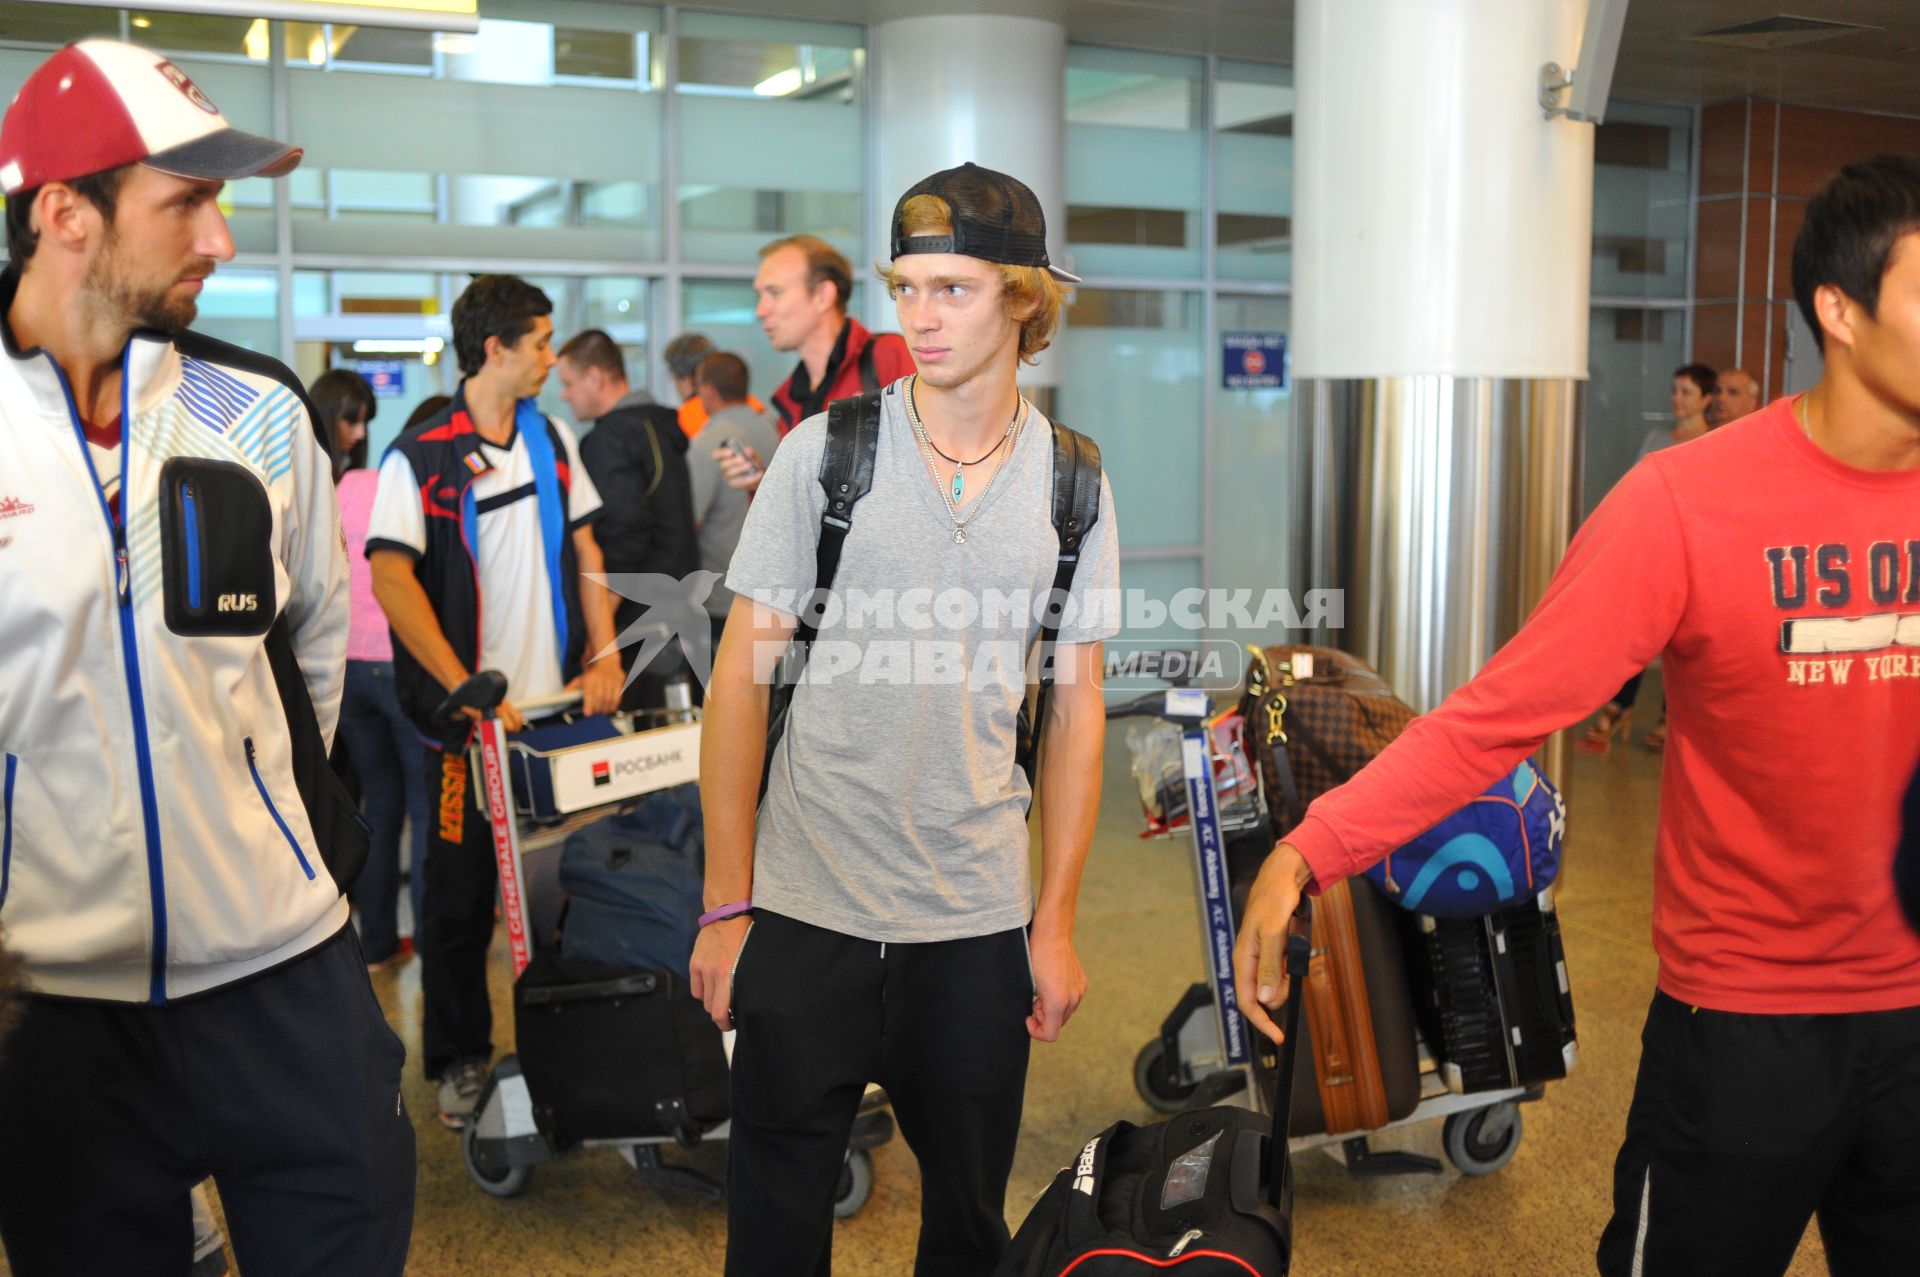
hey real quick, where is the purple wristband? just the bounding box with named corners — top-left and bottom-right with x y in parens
top-left (699, 901), bottom-right (752, 928)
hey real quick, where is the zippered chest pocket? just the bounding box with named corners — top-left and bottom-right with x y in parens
top-left (158, 457), bottom-right (276, 636)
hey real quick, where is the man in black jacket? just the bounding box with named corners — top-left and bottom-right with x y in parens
top-left (557, 328), bottom-right (700, 704)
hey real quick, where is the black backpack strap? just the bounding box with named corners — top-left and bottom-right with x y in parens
top-left (798, 391), bottom-right (882, 643)
top-left (760, 392), bottom-right (881, 801)
top-left (264, 617), bottom-right (369, 893)
top-left (1019, 420), bottom-right (1103, 789)
top-left (857, 336), bottom-right (880, 396)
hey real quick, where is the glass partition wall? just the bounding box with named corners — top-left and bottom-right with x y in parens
top-left (0, 3), bottom-right (1693, 616)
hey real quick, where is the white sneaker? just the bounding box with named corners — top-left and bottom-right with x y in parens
top-left (436, 1057), bottom-right (489, 1129)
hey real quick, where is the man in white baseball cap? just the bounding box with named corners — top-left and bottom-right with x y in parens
top-left (0, 42), bottom-right (413, 1274)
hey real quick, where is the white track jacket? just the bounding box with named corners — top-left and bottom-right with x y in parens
top-left (0, 295), bottom-right (350, 1004)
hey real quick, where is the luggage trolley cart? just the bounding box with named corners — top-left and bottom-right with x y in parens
top-left (1109, 669), bottom-right (1539, 1179)
top-left (446, 673), bottom-right (894, 1213)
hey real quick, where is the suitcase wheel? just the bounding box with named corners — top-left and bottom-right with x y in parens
top-left (1133, 1038), bottom-right (1200, 1115)
top-left (1442, 1101), bottom-right (1522, 1177)
top-left (833, 1149), bottom-right (874, 1219)
top-left (463, 1122), bottom-right (535, 1198)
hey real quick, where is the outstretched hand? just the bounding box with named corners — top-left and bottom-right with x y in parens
top-left (1231, 843), bottom-right (1314, 1044)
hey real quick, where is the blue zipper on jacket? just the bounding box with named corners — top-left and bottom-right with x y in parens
top-left (50, 348), bottom-right (170, 1004)
top-left (245, 738), bottom-right (316, 881)
top-left (2, 753), bottom-right (15, 910)
top-left (180, 479), bottom-right (203, 609)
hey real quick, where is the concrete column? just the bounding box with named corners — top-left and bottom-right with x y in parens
top-left (868, 0), bottom-right (1067, 386)
top-left (1291, 0), bottom-right (1596, 783)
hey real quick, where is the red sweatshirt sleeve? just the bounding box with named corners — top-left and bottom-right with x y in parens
top-left (1287, 458), bottom-right (1693, 889)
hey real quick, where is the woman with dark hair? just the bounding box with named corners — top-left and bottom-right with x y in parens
top-left (1580, 362), bottom-right (1716, 753)
top-left (318, 368), bottom-right (431, 972)
top-left (310, 368), bottom-right (377, 477)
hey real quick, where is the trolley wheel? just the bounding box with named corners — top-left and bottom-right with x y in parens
top-left (1133, 1039), bottom-right (1200, 1114)
top-left (833, 1150), bottom-right (874, 1219)
top-left (1443, 1101), bottom-right (1522, 1177)
top-left (463, 1121), bottom-right (534, 1198)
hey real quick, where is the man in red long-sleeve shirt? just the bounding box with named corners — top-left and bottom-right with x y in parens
top-left (1237, 157), bottom-right (1920, 1277)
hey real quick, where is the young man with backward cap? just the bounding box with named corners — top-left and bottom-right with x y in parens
top-left (691, 164), bottom-right (1121, 1276)
top-left (0, 40), bottom-right (413, 1273)
top-left (1235, 155), bottom-right (1920, 1277)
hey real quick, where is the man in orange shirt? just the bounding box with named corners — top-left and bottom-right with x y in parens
top-left (669, 332), bottom-right (766, 438)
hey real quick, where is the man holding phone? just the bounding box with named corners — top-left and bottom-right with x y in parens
top-left (687, 351), bottom-right (780, 652)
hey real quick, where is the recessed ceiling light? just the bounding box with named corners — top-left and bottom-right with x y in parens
top-left (1689, 15), bottom-right (1879, 51)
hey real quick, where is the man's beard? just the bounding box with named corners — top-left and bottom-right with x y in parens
top-left (82, 232), bottom-right (205, 334)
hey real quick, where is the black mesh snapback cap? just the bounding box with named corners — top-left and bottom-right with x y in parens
top-left (889, 162), bottom-right (1080, 283)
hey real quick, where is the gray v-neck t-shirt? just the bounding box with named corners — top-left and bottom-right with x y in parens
top-left (725, 377), bottom-right (1121, 942)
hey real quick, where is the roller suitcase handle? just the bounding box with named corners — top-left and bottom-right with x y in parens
top-left (1267, 901), bottom-right (1313, 1206)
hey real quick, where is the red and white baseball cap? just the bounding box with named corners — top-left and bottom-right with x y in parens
top-left (0, 40), bottom-right (302, 196)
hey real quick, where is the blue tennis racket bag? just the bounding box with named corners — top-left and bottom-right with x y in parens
top-left (1364, 759), bottom-right (1565, 918)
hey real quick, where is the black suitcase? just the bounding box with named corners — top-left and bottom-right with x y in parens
top-left (512, 951), bottom-right (729, 1147)
top-left (997, 908), bottom-right (1311, 1276)
top-left (1411, 890), bottom-right (1577, 1094)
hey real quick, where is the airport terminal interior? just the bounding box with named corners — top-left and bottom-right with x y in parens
top-left (4, 0), bottom-right (1920, 1273)
top-left (346, 702), bottom-right (1837, 1277)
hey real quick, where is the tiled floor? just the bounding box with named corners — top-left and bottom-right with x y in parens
top-left (85, 687), bottom-right (1834, 1276)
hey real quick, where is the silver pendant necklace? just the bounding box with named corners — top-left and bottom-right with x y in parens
top-left (906, 375), bottom-right (1025, 544)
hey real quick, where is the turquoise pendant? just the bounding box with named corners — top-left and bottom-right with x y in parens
top-left (951, 470), bottom-right (964, 502)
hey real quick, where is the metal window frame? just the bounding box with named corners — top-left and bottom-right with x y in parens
top-left (7, 10), bottom-right (1700, 601)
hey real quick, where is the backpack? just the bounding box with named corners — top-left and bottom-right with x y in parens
top-left (759, 389), bottom-right (1103, 801)
top-left (996, 909), bottom-right (1311, 1276)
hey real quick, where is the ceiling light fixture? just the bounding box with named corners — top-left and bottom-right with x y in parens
top-left (352, 338), bottom-right (445, 356)
top-left (1688, 15), bottom-right (1879, 51)
top-left (753, 67), bottom-right (804, 97)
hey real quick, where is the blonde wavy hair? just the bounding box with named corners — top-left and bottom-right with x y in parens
top-left (878, 194), bottom-right (1067, 364)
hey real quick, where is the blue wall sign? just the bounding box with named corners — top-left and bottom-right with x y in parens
top-left (356, 359), bottom-right (407, 399)
top-left (1222, 332), bottom-right (1287, 391)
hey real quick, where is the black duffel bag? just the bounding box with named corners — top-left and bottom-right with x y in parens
top-left (997, 907), bottom-right (1311, 1276)
top-left (512, 951), bottom-right (729, 1148)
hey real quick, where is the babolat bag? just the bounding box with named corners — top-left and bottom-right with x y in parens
top-left (1363, 759), bottom-right (1565, 918)
top-left (996, 910), bottom-right (1310, 1276)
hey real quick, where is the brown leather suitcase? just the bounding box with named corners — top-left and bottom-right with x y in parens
top-left (1239, 873), bottom-right (1422, 1139)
